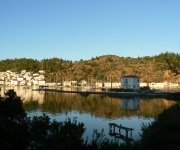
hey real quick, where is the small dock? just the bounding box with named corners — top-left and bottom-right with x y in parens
top-left (109, 123), bottom-right (134, 142)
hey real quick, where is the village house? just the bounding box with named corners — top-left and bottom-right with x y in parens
top-left (19, 80), bottom-right (26, 86)
top-left (32, 80), bottom-right (39, 86)
top-left (38, 80), bottom-right (46, 86)
top-left (80, 80), bottom-right (87, 86)
top-left (140, 83), bottom-right (148, 87)
top-left (71, 81), bottom-right (77, 86)
top-left (21, 70), bottom-right (26, 74)
top-left (39, 70), bottom-right (45, 74)
top-left (169, 82), bottom-right (179, 88)
top-left (38, 75), bottom-right (45, 80)
top-left (120, 75), bottom-right (140, 90)
top-left (148, 83), bottom-right (164, 89)
top-left (63, 81), bottom-right (71, 87)
top-left (11, 80), bottom-right (19, 86)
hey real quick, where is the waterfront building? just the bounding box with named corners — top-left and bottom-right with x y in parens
top-left (63, 81), bottom-right (71, 87)
top-left (148, 83), bottom-right (164, 89)
top-left (120, 75), bottom-right (140, 90)
top-left (38, 80), bottom-right (46, 85)
top-left (11, 80), bottom-right (19, 86)
top-left (140, 83), bottom-right (148, 87)
top-left (95, 82), bottom-right (103, 88)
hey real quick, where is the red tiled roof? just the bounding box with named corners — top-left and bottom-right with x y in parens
top-left (121, 75), bottom-right (140, 78)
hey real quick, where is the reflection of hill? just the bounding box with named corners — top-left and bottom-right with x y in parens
top-left (23, 92), bottom-right (176, 119)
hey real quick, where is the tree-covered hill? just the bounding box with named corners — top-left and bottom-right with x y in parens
top-left (0, 53), bottom-right (179, 83)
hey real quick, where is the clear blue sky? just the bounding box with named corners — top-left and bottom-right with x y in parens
top-left (1, 0), bottom-right (180, 61)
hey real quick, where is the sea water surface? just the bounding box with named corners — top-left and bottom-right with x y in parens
top-left (1, 86), bottom-right (176, 143)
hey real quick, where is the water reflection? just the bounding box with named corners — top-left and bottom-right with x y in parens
top-left (121, 97), bottom-right (140, 110)
top-left (1, 87), bottom-right (177, 142)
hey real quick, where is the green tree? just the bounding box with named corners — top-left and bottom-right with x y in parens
top-left (163, 52), bottom-right (180, 77)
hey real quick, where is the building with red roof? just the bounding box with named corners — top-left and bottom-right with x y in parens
top-left (121, 75), bottom-right (140, 90)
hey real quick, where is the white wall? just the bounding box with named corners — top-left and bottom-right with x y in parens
top-left (121, 77), bottom-right (140, 89)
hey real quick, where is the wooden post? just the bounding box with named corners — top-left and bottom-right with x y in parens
top-left (126, 130), bottom-right (128, 138)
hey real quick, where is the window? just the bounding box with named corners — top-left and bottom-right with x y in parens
top-left (137, 79), bottom-right (139, 82)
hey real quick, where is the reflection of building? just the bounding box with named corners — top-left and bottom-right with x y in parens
top-left (120, 97), bottom-right (140, 110)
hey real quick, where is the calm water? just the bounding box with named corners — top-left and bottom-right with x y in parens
top-left (1, 86), bottom-right (176, 143)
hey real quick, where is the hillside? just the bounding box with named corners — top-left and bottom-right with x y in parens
top-left (0, 54), bottom-right (179, 83)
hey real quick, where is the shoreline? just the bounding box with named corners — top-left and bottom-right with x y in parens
top-left (36, 88), bottom-right (180, 100)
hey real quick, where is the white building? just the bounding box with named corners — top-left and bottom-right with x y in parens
top-left (104, 82), bottom-right (111, 88)
top-left (39, 70), bottom-right (45, 74)
top-left (63, 81), bottom-right (71, 87)
top-left (32, 80), bottom-right (39, 86)
top-left (25, 75), bottom-right (33, 81)
top-left (21, 70), bottom-right (26, 74)
top-left (38, 80), bottom-right (46, 85)
top-left (140, 83), bottom-right (148, 87)
top-left (38, 75), bottom-right (45, 80)
top-left (81, 80), bottom-right (87, 86)
top-left (148, 83), bottom-right (164, 89)
top-left (17, 77), bottom-right (24, 81)
top-left (169, 82), bottom-right (179, 88)
top-left (112, 82), bottom-right (121, 88)
top-left (19, 80), bottom-right (26, 85)
top-left (120, 75), bottom-right (140, 90)
top-left (11, 80), bottom-right (19, 86)
top-left (95, 82), bottom-right (103, 88)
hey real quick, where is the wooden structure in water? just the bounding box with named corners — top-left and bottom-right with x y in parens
top-left (109, 123), bottom-right (134, 142)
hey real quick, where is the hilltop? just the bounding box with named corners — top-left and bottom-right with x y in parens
top-left (0, 54), bottom-right (179, 83)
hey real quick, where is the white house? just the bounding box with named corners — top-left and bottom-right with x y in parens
top-left (169, 82), bottom-right (179, 88)
top-left (11, 80), bottom-right (19, 86)
top-left (95, 82), bottom-right (103, 88)
top-left (63, 81), bottom-right (71, 87)
top-left (104, 82), bottom-right (112, 88)
top-left (140, 83), bottom-right (148, 87)
top-left (17, 77), bottom-right (24, 81)
top-left (112, 82), bottom-right (121, 88)
top-left (39, 70), bottom-right (45, 74)
top-left (38, 80), bottom-right (46, 85)
top-left (21, 70), bottom-right (26, 74)
top-left (82, 80), bottom-right (87, 86)
top-left (32, 80), bottom-right (39, 86)
top-left (120, 75), bottom-right (140, 90)
top-left (19, 80), bottom-right (26, 86)
top-left (25, 75), bottom-right (33, 81)
top-left (148, 83), bottom-right (164, 89)
top-left (71, 81), bottom-right (77, 86)
top-left (38, 75), bottom-right (45, 80)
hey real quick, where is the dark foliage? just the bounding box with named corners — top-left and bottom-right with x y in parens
top-left (140, 104), bottom-right (180, 150)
